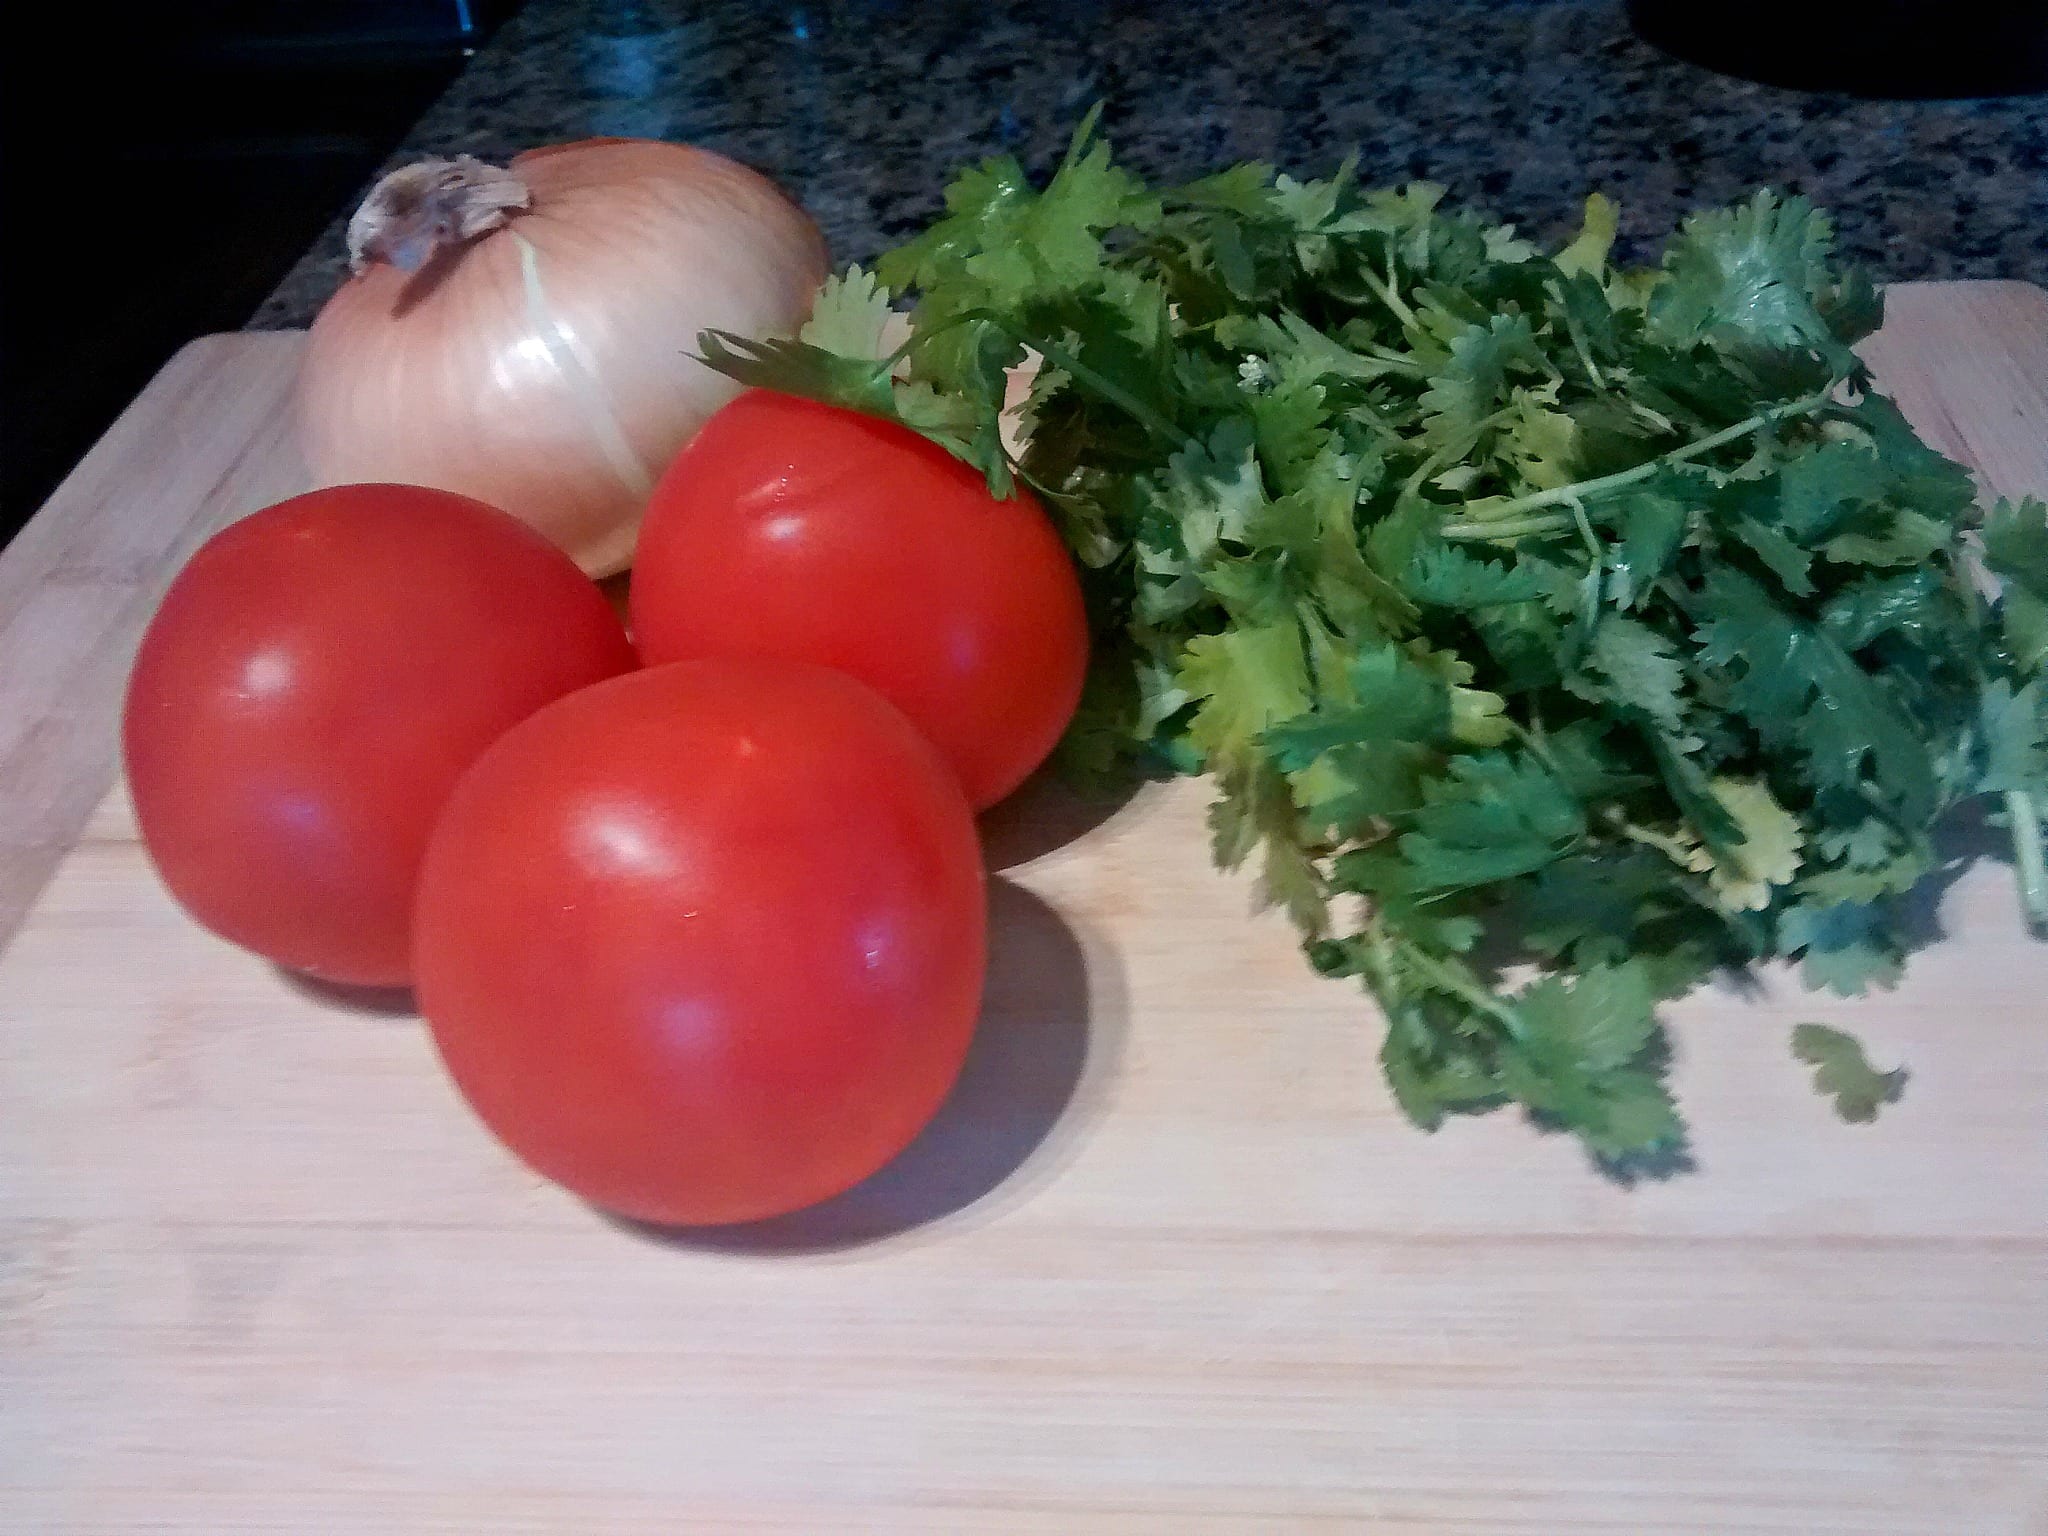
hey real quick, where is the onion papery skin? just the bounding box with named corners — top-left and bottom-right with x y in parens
top-left (298, 140), bottom-right (829, 577)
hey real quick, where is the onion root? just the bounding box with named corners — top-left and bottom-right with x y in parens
top-left (346, 156), bottom-right (533, 275)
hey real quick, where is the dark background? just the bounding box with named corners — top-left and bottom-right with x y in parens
top-left (1631, 0), bottom-right (2048, 98)
top-left (0, 1), bottom-right (523, 537)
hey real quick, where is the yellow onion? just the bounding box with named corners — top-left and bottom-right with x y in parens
top-left (296, 140), bottom-right (828, 575)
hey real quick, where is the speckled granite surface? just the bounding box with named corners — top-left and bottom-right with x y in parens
top-left (250, 0), bottom-right (2048, 327)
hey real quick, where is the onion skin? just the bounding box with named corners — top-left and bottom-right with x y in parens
top-left (297, 140), bottom-right (829, 577)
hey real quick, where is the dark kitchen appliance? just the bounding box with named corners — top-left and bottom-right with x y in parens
top-left (1628, 0), bottom-right (2048, 97)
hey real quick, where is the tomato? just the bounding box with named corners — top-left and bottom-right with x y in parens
top-left (413, 658), bottom-right (986, 1226)
top-left (122, 484), bottom-right (635, 986)
top-left (629, 390), bottom-right (1090, 810)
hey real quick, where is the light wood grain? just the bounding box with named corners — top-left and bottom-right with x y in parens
top-left (0, 332), bottom-right (308, 950)
top-left (1859, 281), bottom-right (2048, 505)
top-left (2, 289), bottom-right (2047, 1534)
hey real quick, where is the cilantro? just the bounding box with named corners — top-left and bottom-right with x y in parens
top-left (1979, 679), bottom-right (2048, 795)
top-left (1567, 616), bottom-right (1690, 735)
top-left (1402, 546), bottom-right (1549, 610)
top-left (1553, 193), bottom-right (1618, 280)
top-left (797, 265), bottom-right (894, 358)
top-left (1354, 749), bottom-right (1586, 896)
top-left (1697, 777), bottom-right (1805, 912)
top-left (1986, 498), bottom-right (2048, 676)
top-left (1599, 484), bottom-right (1691, 610)
top-left (698, 119), bottom-right (2046, 1169)
top-left (1791, 1023), bottom-right (1907, 1123)
top-left (1779, 899), bottom-right (1906, 997)
top-left (1692, 566), bottom-right (1937, 821)
top-left (1649, 192), bottom-right (1839, 353)
top-left (1819, 568), bottom-right (1945, 651)
top-left (1179, 622), bottom-right (1311, 772)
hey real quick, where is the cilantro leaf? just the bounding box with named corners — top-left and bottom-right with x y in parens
top-left (798, 265), bottom-right (895, 358)
top-left (1774, 440), bottom-right (1890, 539)
top-left (1515, 852), bottom-right (1676, 966)
top-left (1402, 545), bottom-right (1549, 609)
top-left (1379, 1020), bottom-right (1504, 1131)
top-left (2003, 591), bottom-right (2048, 678)
top-left (1263, 645), bottom-right (1449, 770)
top-left (1342, 751), bottom-right (1585, 896)
top-left (1978, 679), bottom-right (2048, 795)
top-left (1502, 962), bottom-right (1682, 1158)
top-left (1649, 191), bottom-right (1838, 352)
top-left (1518, 960), bottom-right (1659, 1071)
top-left (1593, 477), bottom-right (1693, 610)
top-left (1820, 569), bottom-right (1945, 651)
top-left (1419, 313), bottom-right (1548, 450)
top-left (1179, 621), bottom-right (1312, 773)
top-left (1697, 777), bottom-right (1805, 911)
top-left (1554, 192), bottom-right (1618, 279)
top-left (1797, 822), bottom-right (1931, 904)
top-left (1167, 417), bottom-right (1264, 562)
top-left (1779, 899), bottom-right (1906, 997)
top-left (1791, 1023), bottom-right (1907, 1123)
top-left (1986, 499), bottom-right (2048, 674)
top-left (1566, 615), bottom-right (1690, 735)
top-left (696, 329), bottom-right (895, 416)
top-left (1726, 515), bottom-right (1815, 596)
top-left (1693, 567), bottom-right (1937, 821)
top-left (1984, 496), bottom-right (2048, 591)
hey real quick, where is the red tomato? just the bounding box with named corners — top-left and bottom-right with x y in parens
top-left (123, 484), bottom-right (635, 986)
top-left (413, 659), bottom-right (986, 1226)
top-left (629, 390), bottom-right (1090, 810)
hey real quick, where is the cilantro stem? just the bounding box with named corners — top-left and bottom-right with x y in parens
top-left (1560, 309), bottom-right (1607, 392)
top-left (1398, 444), bottom-right (1463, 506)
top-left (1388, 931), bottom-right (1527, 1038)
top-left (1019, 331), bottom-right (1196, 449)
top-left (1628, 399), bottom-right (1679, 435)
top-left (1396, 404), bottom-right (1521, 506)
top-left (877, 304), bottom-right (1002, 372)
top-left (1346, 402), bottom-right (1406, 447)
top-left (1365, 346), bottom-right (1429, 376)
top-left (879, 306), bottom-right (1193, 449)
top-left (1437, 390), bottom-right (1833, 542)
top-left (1356, 260), bottom-right (1419, 333)
top-left (1605, 809), bottom-right (1697, 869)
top-left (1567, 495), bottom-right (1603, 569)
top-left (2004, 789), bottom-right (2048, 936)
top-left (1356, 924), bottom-right (1407, 1004)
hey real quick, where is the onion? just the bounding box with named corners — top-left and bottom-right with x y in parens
top-left (296, 140), bottom-right (828, 575)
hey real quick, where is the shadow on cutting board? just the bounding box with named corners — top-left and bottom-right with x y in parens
top-left (1892, 799), bottom-right (2013, 951)
top-left (613, 878), bottom-right (1127, 1256)
top-left (278, 971), bottom-right (417, 1018)
top-left (978, 767), bottom-right (1147, 873)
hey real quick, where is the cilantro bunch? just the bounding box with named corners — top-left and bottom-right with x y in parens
top-left (702, 113), bottom-right (2048, 1165)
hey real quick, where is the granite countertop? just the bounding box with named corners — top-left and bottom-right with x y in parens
top-left (252, 0), bottom-right (2048, 328)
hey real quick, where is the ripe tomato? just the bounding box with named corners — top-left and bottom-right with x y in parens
top-left (413, 659), bottom-right (987, 1226)
top-left (123, 484), bottom-right (635, 986)
top-left (629, 390), bottom-right (1090, 810)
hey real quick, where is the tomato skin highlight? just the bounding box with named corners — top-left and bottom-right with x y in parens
top-left (122, 484), bottom-right (635, 986)
top-left (412, 658), bottom-right (988, 1227)
top-left (629, 390), bottom-right (1090, 810)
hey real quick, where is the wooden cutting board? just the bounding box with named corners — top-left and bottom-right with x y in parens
top-left (2, 287), bottom-right (2046, 1535)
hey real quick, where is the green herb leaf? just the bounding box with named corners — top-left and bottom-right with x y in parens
top-left (1791, 1023), bottom-right (1907, 1123)
top-left (1567, 615), bottom-right (1691, 735)
top-left (1650, 191), bottom-right (1837, 351)
top-left (798, 265), bottom-right (896, 358)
